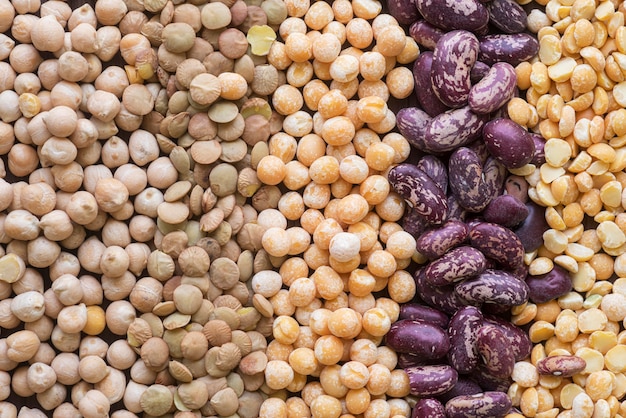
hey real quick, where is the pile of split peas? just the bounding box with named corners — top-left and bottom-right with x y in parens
top-left (506, 0), bottom-right (626, 416)
top-left (2, 0), bottom-right (626, 416)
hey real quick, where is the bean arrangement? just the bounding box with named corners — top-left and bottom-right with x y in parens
top-left (1, 0), bottom-right (625, 416)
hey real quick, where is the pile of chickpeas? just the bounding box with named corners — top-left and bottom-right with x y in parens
top-left (0, 0), bottom-right (425, 416)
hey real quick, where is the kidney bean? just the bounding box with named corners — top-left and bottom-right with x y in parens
top-left (388, 163), bottom-right (448, 224)
top-left (413, 52), bottom-right (450, 117)
top-left (483, 315), bottom-right (532, 361)
top-left (396, 107), bottom-right (432, 150)
top-left (416, 220), bottom-right (469, 260)
top-left (399, 303), bottom-right (449, 328)
top-left (470, 61), bottom-right (491, 83)
top-left (406, 365), bottom-right (459, 396)
top-left (410, 20), bottom-right (445, 50)
top-left (478, 33), bottom-right (539, 66)
top-left (530, 133), bottom-right (546, 165)
top-left (476, 324), bottom-right (515, 379)
top-left (387, 0), bottom-right (421, 24)
top-left (416, 155), bottom-right (448, 194)
top-left (482, 118), bottom-right (536, 169)
top-left (483, 195), bottom-right (529, 228)
top-left (431, 30), bottom-right (479, 108)
top-left (487, 0), bottom-right (527, 34)
top-left (445, 391), bottom-right (512, 417)
top-left (386, 319), bottom-right (451, 359)
top-left (536, 355), bottom-right (586, 377)
top-left (469, 221), bottom-right (524, 269)
top-left (514, 201), bottom-right (549, 252)
top-left (413, 398), bottom-right (446, 418)
top-left (447, 306), bottom-right (483, 374)
top-left (468, 63), bottom-right (517, 115)
top-left (525, 265), bottom-right (573, 304)
top-left (402, 207), bottom-right (430, 237)
top-left (509, 262), bottom-right (530, 281)
top-left (471, 365), bottom-right (514, 392)
top-left (414, 268), bottom-right (468, 315)
top-left (415, 0), bottom-right (489, 32)
top-left (423, 106), bottom-right (489, 153)
top-left (449, 148), bottom-right (506, 213)
top-left (454, 269), bottom-right (530, 307)
top-left (468, 139), bottom-right (491, 164)
top-left (447, 194), bottom-right (468, 222)
top-left (425, 246), bottom-right (488, 286)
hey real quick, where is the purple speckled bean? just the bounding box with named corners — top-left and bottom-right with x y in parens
top-left (423, 106), bottom-right (489, 153)
top-left (483, 315), bottom-right (533, 361)
top-left (467, 139), bottom-right (491, 165)
top-left (509, 261), bottom-right (530, 282)
top-left (415, 0), bottom-right (489, 32)
top-left (399, 304), bottom-right (449, 328)
top-left (416, 220), bottom-right (469, 259)
top-left (487, 0), bottom-right (527, 33)
top-left (483, 194), bottom-right (529, 228)
top-left (469, 221), bottom-right (524, 269)
top-left (514, 201), bottom-right (549, 252)
top-left (476, 324), bottom-right (515, 379)
top-left (470, 61), bottom-right (490, 83)
top-left (425, 246), bottom-right (488, 286)
top-left (387, 0), bottom-right (421, 24)
top-left (388, 163), bottom-right (448, 225)
top-left (416, 155), bottom-right (448, 194)
top-left (449, 148), bottom-right (507, 213)
top-left (447, 306), bottom-right (483, 373)
top-left (479, 33), bottom-right (540, 66)
top-left (406, 365), bottom-right (459, 396)
top-left (402, 207), bottom-right (430, 237)
top-left (396, 107), bottom-right (431, 150)
top-left (525, 265), bottom-right (573, 304)
top-left (414, 268), bottom-right (468, 315)
top-left (431, 30), bottom-right (480, 108)
top-left (413, 398), bottom-right (446, 418)
top-left (386, 319), bottom-right (450, 359)
top-left (454, 269), bottom-right (530, 306)
top-left (482, 157), bottom-right (507, 197)
top-left (438, 378), bottom-right (483, 403)
top-left (483, 118), bottom-right (535, 169)
top-left (536, 355), bottom-right (586, 377)
top-left (445, 391), bottom-right (512, 418)
top-left (413, 52), bottom-right (450, 117)
top-left (410, 20), bottom-right (445, 50)
top-left (446, 195), bottom-right (468, 222)
top-left (468, 63), bottom-right (517, 115)
top-left (530, 133), bottom-right (547, 165)
top-left (471, 365), bottom-right (513, 392)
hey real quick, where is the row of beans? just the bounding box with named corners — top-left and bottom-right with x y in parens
top-left (388, 0), bottom-right (626, 415)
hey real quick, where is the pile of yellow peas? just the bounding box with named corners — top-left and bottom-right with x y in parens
top-left (250, 1), bottom-right (422, 416)
top-left (504, 0), bottom-right (626, 416)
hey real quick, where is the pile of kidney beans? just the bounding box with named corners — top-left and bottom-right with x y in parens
top-left (381, 0), bottom-right (578, 415)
